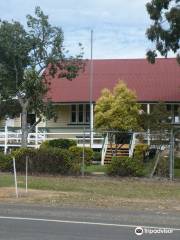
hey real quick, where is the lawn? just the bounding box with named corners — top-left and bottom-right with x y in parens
top-left (0, 173), bottom-right (180, 211)
top-left (85, 164), bottom-right (107, 173)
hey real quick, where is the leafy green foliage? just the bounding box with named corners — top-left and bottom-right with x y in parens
top-left (175, 157), bottom-right (180, 168)
top-left (107, 156), bottom-right (144, 177)
top-left (155, 157), bottom-right (169, 177)
top-left (11, 147), bottom-right (80, 175)
top-left (69, 146), bottom-right (94, 166)
top-left (95, 81), bottom-right (140, 132)
top-left (140, 102), bottom-right (171, 132)
top-left (40, 139), bottom-right (77, 149)
top-left (140, 102), bottom-right (171, 148)
top-left (93, 151), bottom-right (101, 162)
top-left (0, 152), bottom-right (12, 172)
top-left (0, 7), bottom-right (84, 147)
top-left (146, 0), bottom-right (180, 63)
top-left (134, 144), bottom-right (149, 162)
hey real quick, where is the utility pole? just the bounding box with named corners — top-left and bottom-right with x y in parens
top-left (90, 30), bottom-right (94, 148)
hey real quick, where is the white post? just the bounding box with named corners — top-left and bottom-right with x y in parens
top-left (147, 104), bottom-right (150, 145)
top-left (25, 156), bottom-right (28, 193)
top-left (90, 103), bottom-right (94, 148)
top-left (4, 125), bottom-right (8, 154)
top-left (35, 124), bottom-right (38, 148)
top-left (13, 157), bottom-right (18, 198)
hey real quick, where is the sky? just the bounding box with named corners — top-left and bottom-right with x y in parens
top-left (0, 0), bottom-right (153, 59)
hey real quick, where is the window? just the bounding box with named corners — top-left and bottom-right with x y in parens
top-left (71, 105), bottom-right (77, 123)
top-left (85, 104), bottom-right (90, 123)
top-left (166, 105), bottom-right (171, 111)
top-left (70, 104), bottom-right (91, 124)
top-left (78, 104), bottom-right (84, 123)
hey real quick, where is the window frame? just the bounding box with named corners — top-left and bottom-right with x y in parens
top-left (70, 104), bottom-right (91, 124)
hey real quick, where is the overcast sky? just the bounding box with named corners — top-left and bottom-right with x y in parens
top-left (0, 0), bottom-right (153, 59)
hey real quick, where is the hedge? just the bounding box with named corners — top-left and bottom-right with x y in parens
top-left (107, 156), bottom-right (144, 177)
top-left (0, 152), bottom-right (12, 172)
top-left (40, 139), bottom-right (77, 149)
top-left (12, 147), bottom-right (80, 175)
top-left (69, 146), bottom-right (94, 165)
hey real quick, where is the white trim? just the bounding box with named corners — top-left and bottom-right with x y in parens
top-left (90, 103), bottom-right (94, 147)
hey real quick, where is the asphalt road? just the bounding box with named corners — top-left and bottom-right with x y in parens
top-left (0, 203), bottom-right (179, 240)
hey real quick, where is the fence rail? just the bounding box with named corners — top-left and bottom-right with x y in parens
top-left (0, 127), bottom-right (104, 153)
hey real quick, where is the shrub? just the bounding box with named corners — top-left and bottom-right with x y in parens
top-left (0, 152), bottom-right (12, 172)
top-left (40, 139), bottom-right (77, 149)
top-left (69, 146), bottom-right (94, 166)
top-left (107, 156), bottom-right (144, 177)
top-left (175, 157), bottom-right (180, 169)
top-left (12, 147), bottom-right (80, 175)
top-left (69, 163), bottom-right (81, 176)
top-left (134, 144), bottom-right (149, 162)
top-left (155, 157), bottom-right (169, 177)
top-left (93, 151), bottom-right (101, 163)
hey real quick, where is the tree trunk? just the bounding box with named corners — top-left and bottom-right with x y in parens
top-left (150, 149), bottom-right (161, 178)
top-left (21, 105), bottom-right (28, 148)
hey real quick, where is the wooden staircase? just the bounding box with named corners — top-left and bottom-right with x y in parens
top-left (104, 144), bottom-right (130, 164)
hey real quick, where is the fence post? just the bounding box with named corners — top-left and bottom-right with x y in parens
top-left (82, 128), bottom-right (85, 177)
top-left (4, 125), bottom-right (8, 154)
top-left (25, 156), bottom-right (28, 193)
top-left (13, 157), bottom-right (18, 198)
top-left (169, 129), bottom-right (174, 181)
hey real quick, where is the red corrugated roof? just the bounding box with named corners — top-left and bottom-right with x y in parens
top-left (46, 58), bottom-right (180, 103)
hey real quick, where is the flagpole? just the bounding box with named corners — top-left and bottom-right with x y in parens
top-left (90, 30), bottom-right (94, 148)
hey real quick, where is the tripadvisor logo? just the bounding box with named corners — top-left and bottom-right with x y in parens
top-left (135, 226), bottom-right (173, 235)
top-left (135, 227), bottom-right (143, 236)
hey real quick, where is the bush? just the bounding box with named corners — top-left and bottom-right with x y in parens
top-left (134, 144), bottom-right (149, 162)
top-left (69, 146), bottom-right (94, 166)
top-left (12, 147), bottom-right (80, 175)
top-left (175, 157), bottom-right (180, 169)
top-left (0, 152), bottom-right (12, 172)
top-left (107, 156), bottom-right (144, 177)
top-left (93, 151), bottom-right (101, 163)
top-left (40, 139), bottom-right (77, 149)
top-left (155, 157), bottom-right (169, 177)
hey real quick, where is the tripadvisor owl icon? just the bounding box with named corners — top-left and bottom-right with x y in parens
top-left (135, 227), bottom-right (143, 236)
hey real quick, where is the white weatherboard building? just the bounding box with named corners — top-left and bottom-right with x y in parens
top-left (0, 58), bottom-right (180, 163)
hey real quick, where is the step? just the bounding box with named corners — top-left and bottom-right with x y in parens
top-left (106, 150), bottom-right (129, 153)
top-left (106, 152), bottom-right (129, 155)
top-left (107, 144), bottom-right (130, 149)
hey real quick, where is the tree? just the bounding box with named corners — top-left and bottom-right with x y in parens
top-left (0, 7), bottom-right (83, 147)
top-left (146, 0), bottom-right (180, 63)
top-left (95, 81), bottom-right (140, 154)
top-left (140, 102), bottom-right (172, 177)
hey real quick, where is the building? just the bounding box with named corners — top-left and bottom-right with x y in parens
top-left (0, 58), bottom-right (180, 156)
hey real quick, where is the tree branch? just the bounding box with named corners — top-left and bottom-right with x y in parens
top-left (28, 116), bottom-right (42, 134)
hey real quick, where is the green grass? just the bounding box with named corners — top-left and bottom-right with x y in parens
top-left (0, 173), bottom-right (180, 200)
top-left (175, 169), bottom-right (180, 178)
top-left (85, 165), bottom-right (107, 173)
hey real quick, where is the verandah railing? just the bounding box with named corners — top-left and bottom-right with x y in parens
top-left (0, 126), bottom-right (104, 153)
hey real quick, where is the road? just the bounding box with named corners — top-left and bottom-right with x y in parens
top-left (0, 203), bottom-right (179, 240)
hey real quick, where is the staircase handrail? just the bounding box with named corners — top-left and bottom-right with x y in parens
top-left (101, 133), bottom-right (108, 165)
top-left (129, 133), bottom-right (137, 157)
